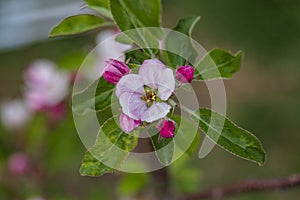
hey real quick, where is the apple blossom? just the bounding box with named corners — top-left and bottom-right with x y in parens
top-left (24, 59), bottom-right (70, 118)
top-left (0, 99), bottom-right (32, 130)
top-left (116, 59), bottom-right (175, 123)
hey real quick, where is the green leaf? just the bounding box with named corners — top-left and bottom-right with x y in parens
top-left (72, 77), bottom-right (115, 114)
top-left (195, 49), bottom-right (243, 80)
top-left (80, 151), bottom-right (114, 176)
top-left (163, 16), bottom-right (200, 68)
top-left (170, 115), bottom-right (200, 157)
top-left (174, 16), bottom-right (200, 36)
top-left (80, 116), bottom-right (139, 176)
top-left (149, 115), bottom-right (199, 164)
top-left (49, 14), bottom-right (113, 37)
top-left (110, 0), bottom-right (161, 31)
top-left (125, 49), bottom-right (152, 65)
top-left (84, 0), bottom-right (113, 19)
top-left (191, 108), bottom-right (265, 165)
top-left (115, 32), bottom-right (134, 45)
top-left (110, 0), bottom-right (162, 57)
top-left (149, 125), bottom-right (174, 165)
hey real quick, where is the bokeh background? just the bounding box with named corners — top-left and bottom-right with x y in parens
top-left (1, 0), bottom-right (300, 199)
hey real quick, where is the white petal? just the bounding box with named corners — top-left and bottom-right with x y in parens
top-left (1, 100), bottom-right (32, 130)
top-left (116, 74), bottom-right (145, 98)
top-left (24, 60), bottom-right (57, 88)
top-left (139, 59), bottom-right (166, 89)
top-left (119, 92), bottom-right (147, 120)
top-left (156, 68), bottom-right (175, 100)
top-left (95, 30), bottom-right (131, 61)
top-left (45, 71), bottom-right (70, 106)
top-left (141, 102), bottom-right (171, 123)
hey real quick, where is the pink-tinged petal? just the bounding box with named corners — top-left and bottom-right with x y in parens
top-left (119, 92), bottom-right (147, 120)
top-left (25, 91), bottom-right (46, 110)
top-left (141, 102), bottom-right (171, 123)
top-left (156, 68), bottom-right (175, 100)
top-left (176, 65), bottom-right (194, 83)
top-left (116, 74), bottom-right (145, 98)
top-left (119, 113), bottom-right (141, 133)
top-left (142, 58), bottom-right (164, 66)
top-left (158, 119), bottom-right (175, 138)
top-left (103, 59), bottom-right (130, 84)
top-left (139, 59), bottom-right (166, 89)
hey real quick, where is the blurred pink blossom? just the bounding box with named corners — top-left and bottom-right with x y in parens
top-left (8, 152), bottom-right (30, 175)
top-left (24, 60), bottom-right (70, 119)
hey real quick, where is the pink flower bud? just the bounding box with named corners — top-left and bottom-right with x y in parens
top-left (103, 59), bottom-right (130, 84)
top-left (119, 113), bottom-right (141, 133)
top-left (175, 65), bottom-right (194, 83)
top-left (158, 119), bottom-right (175, 138)
top-left (8, 153), bottom-right (30, 175)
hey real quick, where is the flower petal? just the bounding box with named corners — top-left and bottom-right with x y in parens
top-left (141, 102), bottom-right (171, 123)
top-left (139, 59), bottom-right (166, 89)
top-left (119, 113), bottom-right (141, 133)
top-left (156, 68), bottom-right (175, 100)
top-left (116, 74), bottom-right (145, 98)
top-left (119, 92), bottom-right (147, 120)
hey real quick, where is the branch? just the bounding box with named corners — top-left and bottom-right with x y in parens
top-left (181, 174), bottom-right (300, 200)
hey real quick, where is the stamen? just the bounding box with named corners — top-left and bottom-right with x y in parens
top-left (141, 88), bottom-right (157, 103)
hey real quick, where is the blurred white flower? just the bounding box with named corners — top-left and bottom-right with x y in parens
top-left (83, 29), bottom-right (131, 80)
top-left (95, 29), bottom-right (131, 62)
top-left (24, 59), bottom-right (70, 111)
top-left (0, 99), bottom-right (32, 130)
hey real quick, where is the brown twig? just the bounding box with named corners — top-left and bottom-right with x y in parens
top-left (181, 174), bottom-right (300, 200)
top-left (145, 137), bottom-right (172, 200)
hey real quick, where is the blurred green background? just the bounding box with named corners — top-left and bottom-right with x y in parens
top-left (1, 0), bottom-right (300, 199)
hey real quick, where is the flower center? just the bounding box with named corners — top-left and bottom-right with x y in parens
top-left (141, 87), bottom-right (156, 103)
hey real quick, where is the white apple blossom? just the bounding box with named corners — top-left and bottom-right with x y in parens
top-left (0, 99), bottom-right (32, 130)
top-left (116, 59), bottom-right (175, 123)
